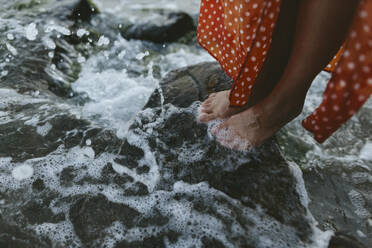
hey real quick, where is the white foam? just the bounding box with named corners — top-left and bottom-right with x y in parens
top-left (357, 230), bottom-right (367, 238)
top-left (205, 118), bottom-right (252, 151)
top-left (44, 21), bottom-right (71, 35)
top-left (12, 164), bottom-right (34, 180)
top-left (85, 139), bottom-right (92, 146)
top-left (1, 70), bottom-right (8, 77)
top-left (348, 190), bottom-right (371, 218)
top-left (42, 36), bottom-right (56, 49)
top-left (135, 51), bottom-right (149, 60)
top-left (33, 221), bottom-right (82, 247)
top-left (97, 35), bottom-right (110, 46)
top-left (73, 67), bottom-right (154, 138)
top-left (6, 42), bottom-right (18, 56)
top-left (25, 22), bottom-right (38, 40)
top-left (360, 142), bottom-right (372, 161)
top-left (77, 53), bottom-right (86, 63)
top-left (118, 50), bottom-right (126, 59)
top-left (36, 122), bottom-right (52, 136)
top-left (76, 28), bottom-right (89, 37)
top-left (7, 33), bottom-right (14, 40)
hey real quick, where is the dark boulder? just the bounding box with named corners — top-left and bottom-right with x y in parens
top-left (131, 62), bottom-right (314, 243)
top-left (0, 220), bottom-right (51, 248)
top-left (123, 12), bottom-right (195, 43)
top-left (21, 199), bottom-right (65, 225)
top-left (69, 194), bottom-right (140, 245)
top-left (329, 232), bottom-right (367, 248)
top-left (144, 62), bottom-right (232, 109)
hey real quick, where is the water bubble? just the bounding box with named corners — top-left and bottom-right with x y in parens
top-left (77, 54), bottom-right (86, 63)
top-left (45, 21), bottom-right (71, 35)
top-left (42, 37), bottom-right (56, 49)
top-left (118, 50), bottom-right (126, 59)
top-left (5, 43), bottom-right (17, 56)
top-left (76, 28), bottom-right (89, 37)
top-left (135, 51), bottom-right (150, 60)
top-left (97, 35), bottom-right (110, 46)
top-left (25, 23), bottom-right (38, 40)
top-left (7, 33), bottom-right (14, 40)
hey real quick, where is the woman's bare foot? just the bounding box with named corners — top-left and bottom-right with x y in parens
top-left (197, 0), bottom-right (299, 124)
top-left (210, 92), bottom-right (304, 150)
top-left (198, 90), bottom-right (245, 123)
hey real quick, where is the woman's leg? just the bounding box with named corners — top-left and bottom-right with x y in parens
top-left (198, 0), bottom-right (300, 122)
top-left (213, 0), bottom-right (360, 150)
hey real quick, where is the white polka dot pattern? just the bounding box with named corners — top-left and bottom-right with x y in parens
top-left (303, 0), bottom-right (372, 143)
top-left (197, 0), bottom-right (372, 143)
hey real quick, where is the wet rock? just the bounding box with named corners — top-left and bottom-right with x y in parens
top-left (86, 129), bottom-right (122, 156)
top-left (144, 62), bottom-right (232, 108)
top-left (202, 237), bottom-right (230, 248)
top-left (328, 232), bottom-right (367, 248)
top-left (137, 210), bottom-right (169, 227)
top-left (130, 61), bottom-right (314, 242)
top-left (116, 236), bottom-right (165, 248)
top-left (69, 194), bottom-right (140, 245)
top-left (119, 140), bottom-right (145, 159)
top-left (0, 32), bottom-right (79, 97)
top-left (303, 168), bottom-right (372, 246)
top-left (0, 120), bottom-right (52, 162)
top-left (101, 163), bottom-right (134, 186)
top-left (60, 166), bottom-right (78, 187)
top-left (132, 104), bottom-right (312, 240)
top-left (123, 182), bottom-right (149, 196)
top-left (123, 12), bottom-right (195, 43)
top-left (21, 199), bottom-right (65, 225)
top-left (113, 140), bottom-right (145, 169)
top-left (69, 0), bottom-right (100, 22)
top-left (114, 157), bottom-right (139, 169)
top-left (32, 179), bottom-right (45, 192)
top-left (0, 220), bottom-right (51, 248)
top-left (0, 110), bottom-right (92, 162)
top-left (136, 165), bottom-right (150, 175)
top-left (116, 232), bottom-right (179, 248)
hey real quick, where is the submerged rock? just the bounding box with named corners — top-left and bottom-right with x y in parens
top-left (123, 12), bottom-right (195, 43)
top-left (69, 194), bottom-right (140, 245)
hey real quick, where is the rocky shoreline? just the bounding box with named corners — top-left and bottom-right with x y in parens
top-left (0, 0), bottom-right (370, 247)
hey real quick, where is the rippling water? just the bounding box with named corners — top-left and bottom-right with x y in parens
top-left (0, 0), bottom-right (371, 247)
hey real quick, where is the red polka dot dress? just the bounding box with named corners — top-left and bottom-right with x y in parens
top-left (197, 0), bottom-right (372, 143)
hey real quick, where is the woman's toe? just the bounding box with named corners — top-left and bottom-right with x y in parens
top-left (202, 100), bottom-right (212, 108)
top-left (198, 113), bottom-right (217, 123)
